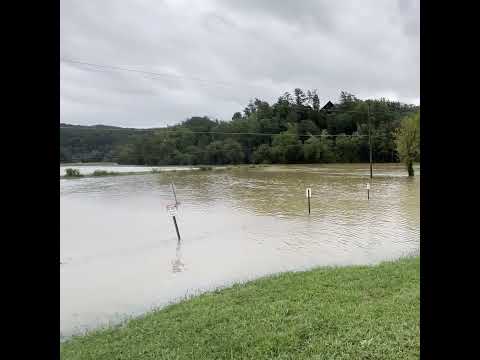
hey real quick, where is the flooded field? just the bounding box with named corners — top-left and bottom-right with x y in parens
top-left (60, 163), bottom-right (420, 339)
top-left (60, 164), bottom-right (199, 176)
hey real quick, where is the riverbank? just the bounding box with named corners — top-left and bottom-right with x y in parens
top-left (61, 170), bottom-right (156, 179)
top-left (59, 165), bottom-right (271, 179)
top-left (60, 256), bottom-right (419, 359)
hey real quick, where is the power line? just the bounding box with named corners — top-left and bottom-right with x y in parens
top-left (61, 58), bottom-right (272, 90)
top-left (319, 108), bottom-right (416, 114)
top-left (61, 58), bottom-right (419, 113)
top-left (59, 127), bottom-right (393, 138)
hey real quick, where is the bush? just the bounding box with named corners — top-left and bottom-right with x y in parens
top-left (65, 168), bottom-right (82, 177)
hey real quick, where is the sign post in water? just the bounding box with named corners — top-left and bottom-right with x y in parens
top-left (167, 204), bottom-right (181, 241)
top-left (171, 183), bottom-right (179, 206)
top-left (306, 187), bottom-right (312, 214)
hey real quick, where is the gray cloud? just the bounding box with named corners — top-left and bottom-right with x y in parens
top-left (60, 0), bottom-right (419, 128)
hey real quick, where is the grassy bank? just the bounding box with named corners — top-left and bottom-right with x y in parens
top-left (61, 256), bottom-right (419, 359)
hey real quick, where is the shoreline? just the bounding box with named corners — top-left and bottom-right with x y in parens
top-left (59, 163), bottom-right (420, 179)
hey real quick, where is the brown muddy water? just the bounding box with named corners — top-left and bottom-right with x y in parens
top-left (60, 163), bottom-right (419, 339)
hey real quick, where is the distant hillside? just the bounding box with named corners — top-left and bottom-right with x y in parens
top-left (60, 124), bottom-right (153, 163)
top-left (60, 89), bottom-right (419, 165)
top-left (60, 123), bottom-right (126, 129)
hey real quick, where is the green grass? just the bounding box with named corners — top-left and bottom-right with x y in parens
top-left (61, 256), bottom-right (419, 360)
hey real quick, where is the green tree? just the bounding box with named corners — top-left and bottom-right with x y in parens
top-left (303, 136), bottom-right (320, 163)
top-left (60, 91), bottom-right (420, 167)
top-left (222, 139), bottom-right (244, 164)
top-left (252, 144), bottom-right (272, 164)
top-left (303, 131), bottom-right (334, 163)
top-left (312, 92), bottom-right (320, 111)
top-left (298, 120), bottom-right (319, 141)
top-left (116, 143), bottom-right (142, 165)
top-left (294, 88), bottom-right (307, 106)
top-left (205, 141), bottom-right (225, 164)
top-left (60, 148), bottom-right (72, 163)
top-left (334, 135), bottom-right (361, 163)
top-left (394, 112), bottom-right (420, 176)
top-left (271, 126), bottom-right (303, 163)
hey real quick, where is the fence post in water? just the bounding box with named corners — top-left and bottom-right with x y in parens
top-left (167, 204), bottom-right (181, 241)
top-left (306, 188), bottom-right (312, 214)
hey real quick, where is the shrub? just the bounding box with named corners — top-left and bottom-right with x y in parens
top-left (65, 168), bottom-right (82, 177)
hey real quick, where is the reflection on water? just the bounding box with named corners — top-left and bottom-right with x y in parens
top-left (172, 241), bottom-right (185, 273)
top-left (60, 163), bottom-right (419, 339)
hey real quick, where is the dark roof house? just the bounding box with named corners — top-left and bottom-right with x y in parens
top-left (321, 101), bottom-right (335, 110)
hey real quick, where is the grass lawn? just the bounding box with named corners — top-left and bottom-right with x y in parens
top-left (61, 256), bottom-right (419, 359)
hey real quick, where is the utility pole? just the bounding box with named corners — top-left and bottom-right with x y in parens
top-left (368, 103), bottom-right (373, 179)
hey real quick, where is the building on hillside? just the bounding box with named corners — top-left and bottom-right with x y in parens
top-left (321, 101), bottom-right (335, 111)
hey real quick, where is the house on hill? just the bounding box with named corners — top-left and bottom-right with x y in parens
top-left (321, 101), bottom-right (335, 111)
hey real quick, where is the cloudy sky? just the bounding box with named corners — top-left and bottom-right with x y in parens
top-left (60, 0), bottom-right (419, 128)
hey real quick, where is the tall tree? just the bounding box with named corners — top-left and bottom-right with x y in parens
top-left (312, 92), bottom-right (320, 111)
top-left (294, 88), bottom-right (307, 106)
top-left (394, 112), bottom-right (420, 176)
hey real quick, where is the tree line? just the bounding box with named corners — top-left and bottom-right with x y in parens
top-left (60, 90), bottom-right (419, 166)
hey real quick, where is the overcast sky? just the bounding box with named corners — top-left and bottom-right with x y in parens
top-left (60, 0), bottom-right (419, 128)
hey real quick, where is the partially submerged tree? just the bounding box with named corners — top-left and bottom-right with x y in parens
top-left (394, 112), bottom-right (420, 176)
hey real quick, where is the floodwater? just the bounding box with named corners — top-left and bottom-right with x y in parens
top-left (60, 164), bottom-right (199, 176)
top-left (60, 163), bottom-right (420, 339)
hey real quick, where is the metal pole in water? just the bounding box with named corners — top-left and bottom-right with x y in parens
top-left (171, 183), bottom-right (178, 205)
top-left (167, 204), bottom-right (181, 241)
top-left (308, 196), bottom-right (311, 214)
top-left (172, 215), bottom-right (181, 241)
top-left (367, 183), bottom-right (371, 200)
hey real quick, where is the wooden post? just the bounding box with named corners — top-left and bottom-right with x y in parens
top-left (306, 188), bottom-right (312, 215)
top-left (367, 183), bottom-right (371, 200)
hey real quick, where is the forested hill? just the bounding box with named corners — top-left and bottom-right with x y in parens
top-left (60, 90), bottom-right (419, 165)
